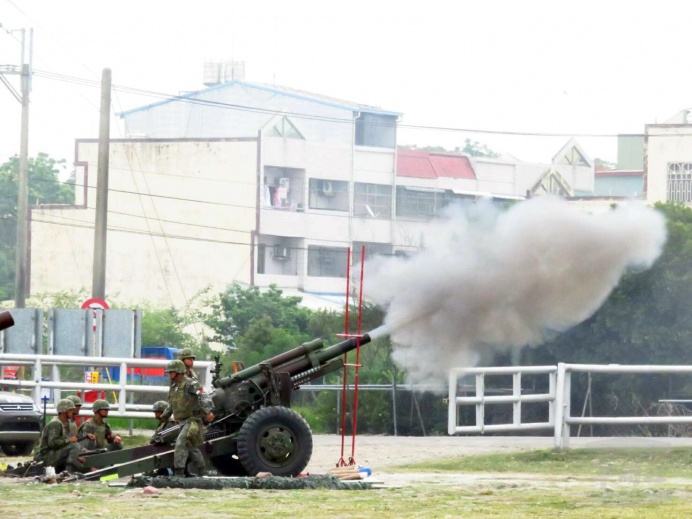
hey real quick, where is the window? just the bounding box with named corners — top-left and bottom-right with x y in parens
top-left (396, 187), bottom-right (458, 218)
top-left (531, 169), bottom-right (572, 197)
top-left (352, 242), bottom-right (392, 267)
top-left (354, 183), bottom-right (391, 219)
top-left (308, 246), bottom-right (348, 277)
top-left (355, 113), bottom-right (396, 148)
top-left (667, 162), bottom-right (692, 202)
top-left (308, 178), bottom-right (349, 211)
top-left (271, 117), bottom-right (304, 139)
top-left (557, 146), bottom-right (589, 167)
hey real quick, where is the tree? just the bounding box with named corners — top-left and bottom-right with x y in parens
top-left (594, 157), bottom-right (617, 170)
top-left (402, 139), bottom-right (500, 158)
top-left (457, 138), bottom-right (500, 158)
top-left (0, 153), bottom-right (75, 301)
top-left (521, 203), bottom-right (692, 431)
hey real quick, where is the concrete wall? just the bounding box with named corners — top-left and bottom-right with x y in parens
top-left (30, 139), bottom-right (258, 307)
top-left (645, 124), bottom-right (692, 204)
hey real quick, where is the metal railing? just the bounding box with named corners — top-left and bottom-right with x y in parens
top-left (448, 363), bottom-right (692, 449)
top-left (555, 363), bottom-right (692, 449)
top-left (448, 365), bottom-right (557, 435)
top-left (0, 353), bottom-right (213, 418)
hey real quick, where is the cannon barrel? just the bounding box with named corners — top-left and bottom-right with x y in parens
top-left (214, 333), bottom-right (372, 390)
top-left (0, 311), bottom-right (14, 332)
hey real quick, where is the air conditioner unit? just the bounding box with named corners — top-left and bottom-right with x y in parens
top-left (319, 180), bottom-right (335, 197)
top-left (273, 245), bottom-right (291, 260)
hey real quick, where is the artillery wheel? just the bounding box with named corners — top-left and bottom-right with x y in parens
top-left (237, 406), bottom-right (312, 477)
top-left (209, 453), bottom-right (249, 476)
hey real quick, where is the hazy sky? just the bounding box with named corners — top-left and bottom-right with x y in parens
top-left (1, 1), bottom-right (691, 170)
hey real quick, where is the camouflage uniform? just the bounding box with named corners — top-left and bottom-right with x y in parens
top-left (78, 417), bottom-right (123, 451)
top-left (66, 395), bottom-right (83, 437)
top-left (34, 418), bottom-right (85, 472)
top-left (168, 375), bottom-right (213, 475)
top-left (149, 401), bottom-right (176, 445)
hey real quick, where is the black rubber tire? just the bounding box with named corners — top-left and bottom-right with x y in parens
top-left (209, 453), bottom-right (249, 477)
top-left (237, 406), bottom-right (312, 477)
top-left (0, 440), bottom-right (35, 456)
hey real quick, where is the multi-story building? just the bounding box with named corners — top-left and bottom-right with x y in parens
top-left (645, 110), bottom-right (692, 205)
top-left (29, 75), bottom-right (595, 307)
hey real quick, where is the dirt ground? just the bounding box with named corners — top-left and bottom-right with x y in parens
top-left (306, 434), bottom-right (692, 482)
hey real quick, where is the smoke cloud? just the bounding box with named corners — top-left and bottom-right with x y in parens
top-left (364, 197), bottom-right (667, 384)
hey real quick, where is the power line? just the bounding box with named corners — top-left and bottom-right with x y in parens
top-left (31, 69), bottom-right (637, 139)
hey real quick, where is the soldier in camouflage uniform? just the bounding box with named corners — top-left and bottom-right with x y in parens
top-left (33, 399), bottom-right (87, 473)
top-left (149, 400), bottom-right (175, 445)
top-left (65, 394), bottom-right (83, 438)
top-left (165, 359), bottom-right (214, 477)
top-left (77, 399), bottom-right (123, 452)
top-left (177, 348), bottom-right (198, 382)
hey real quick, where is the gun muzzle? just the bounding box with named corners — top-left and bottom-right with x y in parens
top-left (0, 311), bottom-right (14, 332)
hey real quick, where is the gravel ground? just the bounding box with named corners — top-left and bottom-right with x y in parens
top-left (306, 434), bottom-right (692, 475)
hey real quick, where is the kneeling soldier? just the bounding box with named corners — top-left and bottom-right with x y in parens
top-left (65, 394), bottom-right (83, 437)
top-left (34, 398), bottom-right (87, 473)
top-left (165, 359), bottom-right (214, 477)
top-left (149, 400), bottom-right (175, 444)
top-left (77, 399), bottom-right (123, 451)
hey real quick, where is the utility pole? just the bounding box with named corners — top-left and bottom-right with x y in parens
top-left (92, 68), bottom-right (111, 300)
top-left (0, 27), bottom-right (33, 308)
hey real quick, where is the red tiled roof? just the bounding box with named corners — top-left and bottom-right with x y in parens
top-left (397, 148), bottom-right (476, 180)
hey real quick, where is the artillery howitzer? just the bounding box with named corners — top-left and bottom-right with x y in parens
top-left (0, 311), bottom-right (14, 332)
top-left (81, 333), bottom-right (372, 480)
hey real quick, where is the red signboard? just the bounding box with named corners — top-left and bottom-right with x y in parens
top-left (81, 298), bottom-right (110, 310)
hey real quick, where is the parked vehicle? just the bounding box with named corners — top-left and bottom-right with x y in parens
top-left (0, 391), bottom-right (43, 456)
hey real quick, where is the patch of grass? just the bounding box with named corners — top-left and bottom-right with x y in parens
top-left (0, 479), bottom-right (690, 518)
top-left (397, 447), bottom-right (692, 478)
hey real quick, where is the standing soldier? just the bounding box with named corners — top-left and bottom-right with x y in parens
top-left (77, 400), bottom-right (123, 451)
top-left (33, 399), bottom-right (87, 473)
top-left (65, 394), bottom-right (83, 438)
top-left (165, 360), bottom-right (214, 477)
top-left (177, 348), bottom-right (198, 381)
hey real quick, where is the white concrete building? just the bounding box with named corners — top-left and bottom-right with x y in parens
top-left (28, 79), bottom-right (596, 308)
top-left (645, 120), bottom-right (692, 205)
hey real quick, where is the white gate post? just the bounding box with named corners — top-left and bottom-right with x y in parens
top-left (448, 369), bottom-right (458, 435)
top-left (554, 363), bottom-right (571, 450)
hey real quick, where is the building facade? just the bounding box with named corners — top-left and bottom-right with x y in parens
top-left (28, 80), bottom-right (596, 307)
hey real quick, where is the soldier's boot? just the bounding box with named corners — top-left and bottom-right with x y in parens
top-left (174, 468), bottom-right (186, 477)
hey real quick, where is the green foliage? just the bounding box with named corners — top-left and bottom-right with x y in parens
top-left (206, 284), bottom-right (312, 348)
top-left (402, 139), bottom-right (500, 158)
top-left (0, 153), bottom-right (75, 302)
top-left (458, 138), bottom-right (500, 158)
top-left (140, 306), bottom-right (196, 350)
top-left (521, 202), bottom-right (692, 430)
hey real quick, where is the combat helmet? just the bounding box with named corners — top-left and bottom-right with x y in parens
top-left (93, 399), bottom-right (111, 412)
top-left (66, 394), bottom-right (83, 406)
top-left (56, 399), bottom-right (76, 413)
top-left (165, 359), bottom-right (186, 374)
top-left (178, 348), bottom-right (196, 360)
top-left (152, 400), bottom-right (168, 412)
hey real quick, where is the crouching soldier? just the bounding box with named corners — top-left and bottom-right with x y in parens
top-left (65, 394), bottom-right (83, 437)
top-left (165, 360), bottom-right (214, 477)
top-left (34, 399), bottom-right (87, 473)
top-left (149, 400), bottom-right (175, 445)
top-left (77, 399), bottom-right (123, 451)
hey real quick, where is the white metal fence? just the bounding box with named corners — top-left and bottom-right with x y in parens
top-left (448, 363), bottom-right (692, 449)
top-left (0, 353), bottom-right (213, 418)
